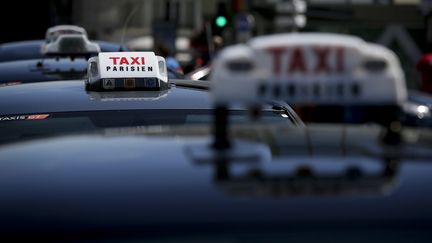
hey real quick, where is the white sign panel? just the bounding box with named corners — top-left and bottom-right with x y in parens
top-left (211, 33), bottom-right (407, 105)
top-left (99, 52), bottom-right (158, 78)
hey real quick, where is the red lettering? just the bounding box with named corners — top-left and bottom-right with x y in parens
top-left (314, 47), bottom-right (330, 73)
top-left (130, 57), bottom-right (140, 65)
top-left (109, 57), bottom-right (120, 65)
top-left (109, 56), bottom-right (145, 65)
top-left (267, 48), bottom-right (284, 75)
top-left (289, 48), bottom-right (306, 73)
top-left (119, 57), bottom-right (129, 65)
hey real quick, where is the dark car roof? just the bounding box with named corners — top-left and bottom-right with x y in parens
top-left (0, 123), bottom-right (431, 240)
top-left (0, 58), bottom-right (185, 84)
top-left (0, 58), bottom-right (88, 83)
top-left (0, 39), bottom-right (128, 62)
top-left (0, 80), bottom-right (212, 116)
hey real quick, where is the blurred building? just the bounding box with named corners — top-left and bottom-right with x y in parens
top-left (67, 0), bottom-right (424, 86)
top-left (0, 0), bottom-right (416, 86)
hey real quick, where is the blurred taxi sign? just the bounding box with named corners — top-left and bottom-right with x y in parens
top-left (86, 52), bottom-right (168, 91)
top-left (211, 33), bottom-right (407, 106)
top-left (41, 25), bottom-right (100, 57)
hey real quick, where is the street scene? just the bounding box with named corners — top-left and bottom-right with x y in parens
top-left (0, 0), bottom-right (432, 241)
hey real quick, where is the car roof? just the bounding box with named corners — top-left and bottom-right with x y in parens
top-left (0, 80), bottom-right (212, 116)
top-left (0, 123), bottom-right (431, 239)
top-left (0, 58), bottom-right (87, 83)
top-left (0, 40), bottom-right (128, 62)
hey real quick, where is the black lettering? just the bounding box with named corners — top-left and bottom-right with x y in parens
top-left (120, 66), bottom-right (124, 72)
top-left (106, 66), bottom-right (111, 71)
top-left (148, 66), bottom-right (153, 72)
top-left (113, 67), bottom-right (117, 71)
top-left (131, 66), bottom-right (135, 71)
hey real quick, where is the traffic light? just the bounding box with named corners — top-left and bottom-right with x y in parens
top-left (215, 15), bottom-right (227, 28)
top-left (212, 3), bottom-right (228, 36)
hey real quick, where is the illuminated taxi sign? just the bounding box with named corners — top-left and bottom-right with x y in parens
top-left (211, 33), bottom-right (407, 106)
top-left (99, 52), bottom-right (157, 78)
top-left (86, 52), bottom-right (168, 91)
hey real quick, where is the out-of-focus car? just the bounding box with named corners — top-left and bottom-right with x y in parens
top-left (0, 58), bottom-right (88, 84)
top-left (0, 25), bottom-right (129, 85)
top-left (185, 40), bottom-right (432, 127)
top-left (0, 39), bottom-right (128, 62)
top-left (0, 25), bottom-right (128, 63)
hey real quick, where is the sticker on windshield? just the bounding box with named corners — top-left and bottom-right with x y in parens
top-left (0, 114), bottom-right (50, 122)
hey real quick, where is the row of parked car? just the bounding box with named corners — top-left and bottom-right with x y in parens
top-left (1, 25), bottom-right (432, 242)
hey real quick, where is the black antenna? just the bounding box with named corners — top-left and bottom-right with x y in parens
top-left (119, 4), bottom-right (141, 51)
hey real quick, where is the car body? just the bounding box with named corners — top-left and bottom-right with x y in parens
top-left (0, 57), bottom-right (186, 85)
top-left (0, 40), bottom-right (128, 63)
top-left (0, 119), bottom-right (431, 241)
top-left (0, 57), bottom-right (88, 84)
top-left (0, 79), bottom-right (301, 145)
top-left (0, 26), bottom-right (128, 85)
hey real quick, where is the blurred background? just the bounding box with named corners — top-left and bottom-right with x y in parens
top-left (0, 0), bottom-right (428, 88)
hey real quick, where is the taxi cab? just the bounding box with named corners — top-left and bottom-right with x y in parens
top-left (0, 25), bottom-right (127, 62)
top-left (0, 25), bottom-right (128, 85)
top-left (0, 34), bottom-right (431, 242)
top-left (0, 51), bottom-right (301, 145)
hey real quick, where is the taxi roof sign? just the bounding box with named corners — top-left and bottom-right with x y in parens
top-left (86, 52), bottom-right (168, 91)
top-left (98, 52), bottom-right (158, 79)
top-left (45, 25), bottom-right (87, 42)
top-left (210, 32), bottom-right (407, 106)
top-left (41, 25), bottom-right (100, 57)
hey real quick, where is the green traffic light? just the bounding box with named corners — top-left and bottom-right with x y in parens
top-left (215, 16), bottom-right (227, 27)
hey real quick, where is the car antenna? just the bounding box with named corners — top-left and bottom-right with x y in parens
top-left (119, 4), bottom-right (140, 52)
